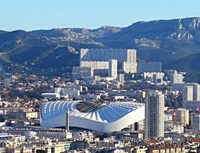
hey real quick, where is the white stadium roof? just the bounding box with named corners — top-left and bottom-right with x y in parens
top-left (40, 101), bottom-right (145, 132)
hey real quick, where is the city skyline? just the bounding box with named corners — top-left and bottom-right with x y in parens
top-left (0, 0), bottom-right (200, 31)
top-left (0, 1), bottom-right (200, 152)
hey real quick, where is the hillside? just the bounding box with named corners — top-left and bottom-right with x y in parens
top-left (99, 17), bottom-right (200, 63)
top-left (165, 52), bottom-right (200, 72)
top-left (0, 17), bottom-right (200, 76)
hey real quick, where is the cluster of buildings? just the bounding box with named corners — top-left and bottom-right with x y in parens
top-left (72, 48), bottom-right (186, 86)
top-left (73, 48), bottom-right (137, 80)
top-left (0, 48), bottom-right (200, 152)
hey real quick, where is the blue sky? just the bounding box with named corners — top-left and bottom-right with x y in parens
top-left (1, 0), bottom-right (200, 31)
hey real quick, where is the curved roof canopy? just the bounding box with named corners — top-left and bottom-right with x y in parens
top-left (40, 101), bottom-right (145, 132)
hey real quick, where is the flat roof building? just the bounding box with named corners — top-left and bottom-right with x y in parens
top-left (80, 48), bottom-right (137, 74)
top-left (145, 91), bottom-right (164, 139)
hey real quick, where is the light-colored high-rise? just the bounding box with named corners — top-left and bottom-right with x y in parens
top-left (175, 108), bottom-right (189, 126)
top-left (180, 84), bottom-right (200, 109)
top-left (183, 86), bottom-right (193, 101)
top-left (193, 84), bottom-right (200, 101)
top-left (80, 48), bottom-right (137, 74)
top-left (182, 86), bottom-right (193, 107)
top-left (143, 72), bottom-right (164, 84)
top-left (169, 70), bottom-right (185, 84)
top-left (108, 59), bottom-right (118, 79)
top-left (145, 91), bottom-right (164, 139)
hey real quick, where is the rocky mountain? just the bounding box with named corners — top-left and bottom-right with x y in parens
top-left (99, 17), bottom-right (200, 63)
top-left (0, 17), bottom-right (200, 76)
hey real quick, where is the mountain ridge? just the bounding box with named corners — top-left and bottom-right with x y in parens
top-left (0, 17), bottom-right (200, 78)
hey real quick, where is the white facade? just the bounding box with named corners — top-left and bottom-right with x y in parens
top-left (143, 72), bottom-right (164, 84)
top-left (40, 101), bottom-right (145, 132)
top-left (175, 108), bottom-right (189, 126)
top-left (80, 61), bottom-right (109, 70)
top-left (173, 123), bottom-right (184, 133)
top-left (145, 91), bottom-right (164, 139)
top-left (164, 113), bottom-right (173, 122)
top-left (183, 86), bottom-right (193, 101)
top-left (174, 83), bottom-right (200, 109)
top-left (55, 88), bottom-right (61, 94)
top-left (193, 84), bottom-right (200, 101)
top-left (180, 84), bottom-right (200, 109)
top-left (169, 70), bottom-right (185, 84)
top-left (80, 48), bottom-right (137, 74)
top-left (123, 61), bottom-right (137, 73)
top-left (73, 131), bottom-right (94, 141)
top-left (108, 59), bottom-right (118, 79)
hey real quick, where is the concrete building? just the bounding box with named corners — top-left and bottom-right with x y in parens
top-left (143, 72), bottom-right (164, 84)
top-left (145, 91), bottom-right (164, 139)
top-left (80, 48), bottom-right (136, 64)
top-left (80, 61), bottom-right (109, 70)
top-left (164, 113), bottom-right (173, 122)
top-left (175, 108), bottom-right (189, 126)
top-left (137, 61), bottom-right (162, 73)
top-left (122, 61), bottom-right (136, 73)
top-left (191, 115), bottom-right (200, 131)
top-left (117, 74), bottom-right (125, 86)
top-left (182, 86), bottom-right (193, 107)
top-left (179, 84), bottom-right (200, 109)
top-left (193, 84), bottom-right (200, 101)
top-left (108, 59), bottom-right (118, 79)
top-left (80, 48), bottom-right (137, 74)
top-left (169, 70), bottom-right (185, 84)
top-left (73, 131), bottom-right (94, 142)
top-left (153, 73), bottom-right (164, 84)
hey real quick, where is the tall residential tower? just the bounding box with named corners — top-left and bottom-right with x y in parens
top-left (145, 91), bottom-right (164, 139)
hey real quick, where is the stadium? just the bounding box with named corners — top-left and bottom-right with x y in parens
top-left (40, 101), bottom-right (145, 132)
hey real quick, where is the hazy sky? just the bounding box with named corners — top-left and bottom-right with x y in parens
top-left (1, 0), bottom-right (200, 31)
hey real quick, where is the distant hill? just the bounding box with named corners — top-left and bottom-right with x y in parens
top-left (99, 17), bottom-right (200, 63)
top-left (0, 17), bottom-right (200, 76)
top-left (165, 52), bottom-right (200, 72)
